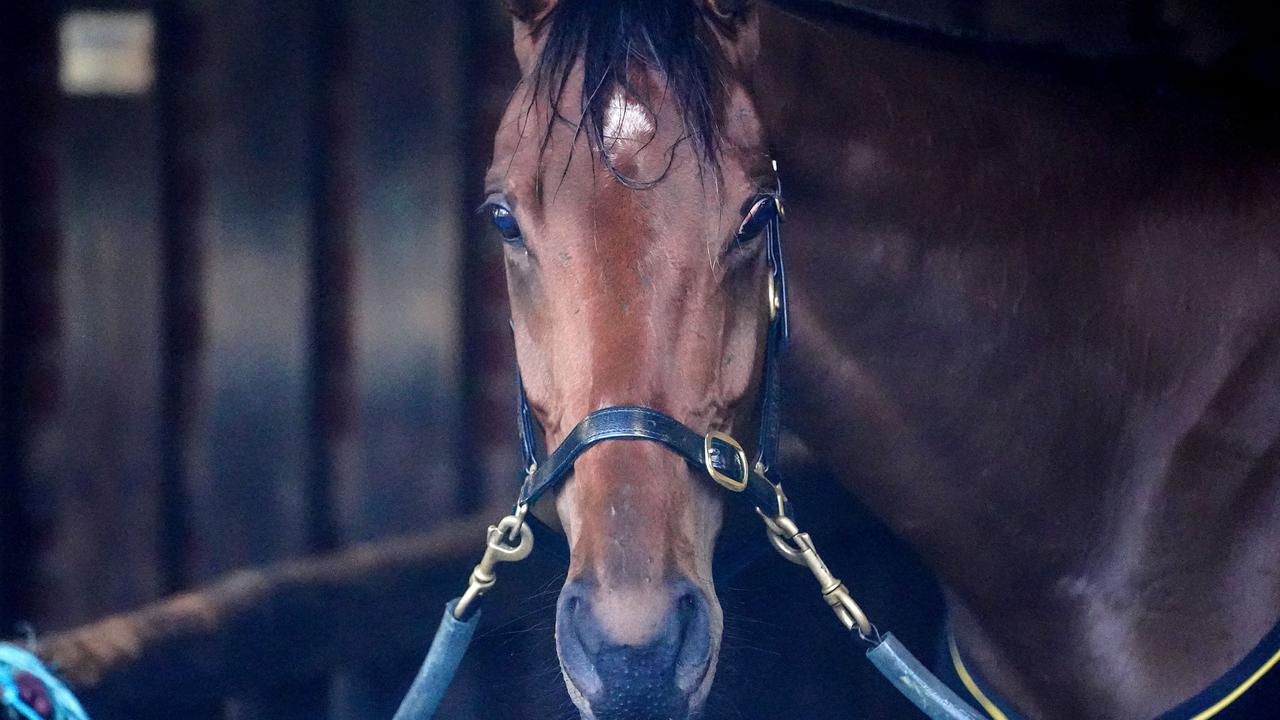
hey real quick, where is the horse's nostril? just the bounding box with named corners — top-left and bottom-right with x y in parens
top-left (570, 596), bottom-right (605, 655)
top-left (556, 581), bottom-right (603, 697)
top-left (671, 585), bottom-right (712, 687)
top-left (678, 590), bottom-right (701, 631)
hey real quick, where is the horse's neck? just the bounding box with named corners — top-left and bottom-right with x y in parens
top-left (755, 4), bottom-right (1280, 718)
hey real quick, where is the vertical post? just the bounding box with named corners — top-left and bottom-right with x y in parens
top-left (306, 0), bottom-right (356, 557)
top-left (156, 4), bottom-right (226, 717)
top-left (0, 1), bottom-right (64, 634)
top-left (275, 0), bottom-right (359, 715)
top-left (155, 0), bottom-right (210, 597)
top-left (456, 0), bottom-right (518, 514)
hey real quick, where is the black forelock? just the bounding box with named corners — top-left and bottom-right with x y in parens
top-left (529, 0), bottom-right (725, 188)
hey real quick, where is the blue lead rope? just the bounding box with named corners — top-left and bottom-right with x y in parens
top-left (390, 599), bottom-right (480, 720)
top-left (866, 633), bottom-right (987, 720)
top-left (0, 644), bottom-right (91, 720)
top-left (1, 602), bottom-right (981, 720)
top-left (393, 601), bottom-right (986, 720)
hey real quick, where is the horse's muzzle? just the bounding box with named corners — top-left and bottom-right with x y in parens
top-left (556, 577), bottom-right (713, 719)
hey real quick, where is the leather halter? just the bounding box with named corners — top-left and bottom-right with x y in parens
top-left (510, 189), bottom-right (793, 574)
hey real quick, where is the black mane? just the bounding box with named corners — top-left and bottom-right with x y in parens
top-left (530, 0), bottom-right (725, 185)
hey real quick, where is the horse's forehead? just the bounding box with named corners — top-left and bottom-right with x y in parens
top-left (554, 181), bottom-right (710, 266)
top-left (491, 127), bottom-right (711, 258)
top-left (493, 66), bottom-right (694, 179)
top-left (602, 91), bottom-right (657, 163)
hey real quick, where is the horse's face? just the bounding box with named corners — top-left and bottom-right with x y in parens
top-left (485, 1), bottom-right (768, 717)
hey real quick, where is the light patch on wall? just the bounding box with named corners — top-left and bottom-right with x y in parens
top-left (60, 11), bottom-right (155, 96)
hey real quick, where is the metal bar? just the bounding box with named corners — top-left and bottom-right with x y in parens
top-left (290, 1), bottom-right (359, 715)
top-left (306, 0), bottom-right (357, 556)
top-left (155, 0), bottom-right (210, 597)
top-left (0, 0), bottom-right (64, 634)
top-left (155, 4), bottom-right (225, 717)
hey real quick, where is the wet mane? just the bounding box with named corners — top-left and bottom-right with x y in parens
top-left (529, 0), bottom-right (726, 187)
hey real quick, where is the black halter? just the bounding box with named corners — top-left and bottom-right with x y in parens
top-left (510, 188), bottom-right (792, 578)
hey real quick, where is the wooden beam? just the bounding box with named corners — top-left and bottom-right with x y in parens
top-left (36, 512), bottom-right (500, 718)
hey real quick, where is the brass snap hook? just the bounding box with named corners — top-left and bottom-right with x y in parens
top-left (756, 497), bottom-right (875, 639)
top-left (454, 505), bottom-right (535, 620)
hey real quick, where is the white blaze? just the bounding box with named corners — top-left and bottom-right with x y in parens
top-left (602, 91), bottom-right (654, 158)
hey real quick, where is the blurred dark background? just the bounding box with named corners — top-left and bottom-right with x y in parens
top-left (0, 1), bottom-right (1274, 718)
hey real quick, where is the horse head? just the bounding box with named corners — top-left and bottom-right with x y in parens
top-left (485, 0), bottom-right (772, 716)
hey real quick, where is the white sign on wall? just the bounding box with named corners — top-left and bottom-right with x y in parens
top-left (60, 11), bottom-right (155, 96)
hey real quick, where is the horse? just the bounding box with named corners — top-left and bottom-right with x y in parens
top-left (479, 0), bottom-right (1280, 718)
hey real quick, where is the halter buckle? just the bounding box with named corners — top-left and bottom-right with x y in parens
top-left (704, 431), bottom-right (749, 492)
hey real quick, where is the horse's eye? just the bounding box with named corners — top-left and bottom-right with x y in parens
top-left (735, 195), bottom-right (775, 244)
top-left (489, 205), bottom-right (523, 243)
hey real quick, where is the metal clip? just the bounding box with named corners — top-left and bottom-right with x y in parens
top-left (757, 506), bottom-right (875, 639)
top-left (453, 504), bottom-right (534, 620)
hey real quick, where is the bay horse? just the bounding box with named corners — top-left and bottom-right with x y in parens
top-left (480, 0), bottom-right (1280, 718)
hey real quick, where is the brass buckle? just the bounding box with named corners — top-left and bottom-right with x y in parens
top-left (704, 431), bottom-right (749, 492)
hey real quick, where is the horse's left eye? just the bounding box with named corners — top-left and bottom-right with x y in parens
top-left (735, 195), bottom-right (775, 244)
top-left (489, 205), bottom-right (523, 243)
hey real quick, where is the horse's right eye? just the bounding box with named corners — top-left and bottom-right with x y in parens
top-left (490, 205), bottom-right (524, 243)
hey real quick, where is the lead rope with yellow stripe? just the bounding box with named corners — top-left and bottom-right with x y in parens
top-left (757, 484), bottom-right (986, 720)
